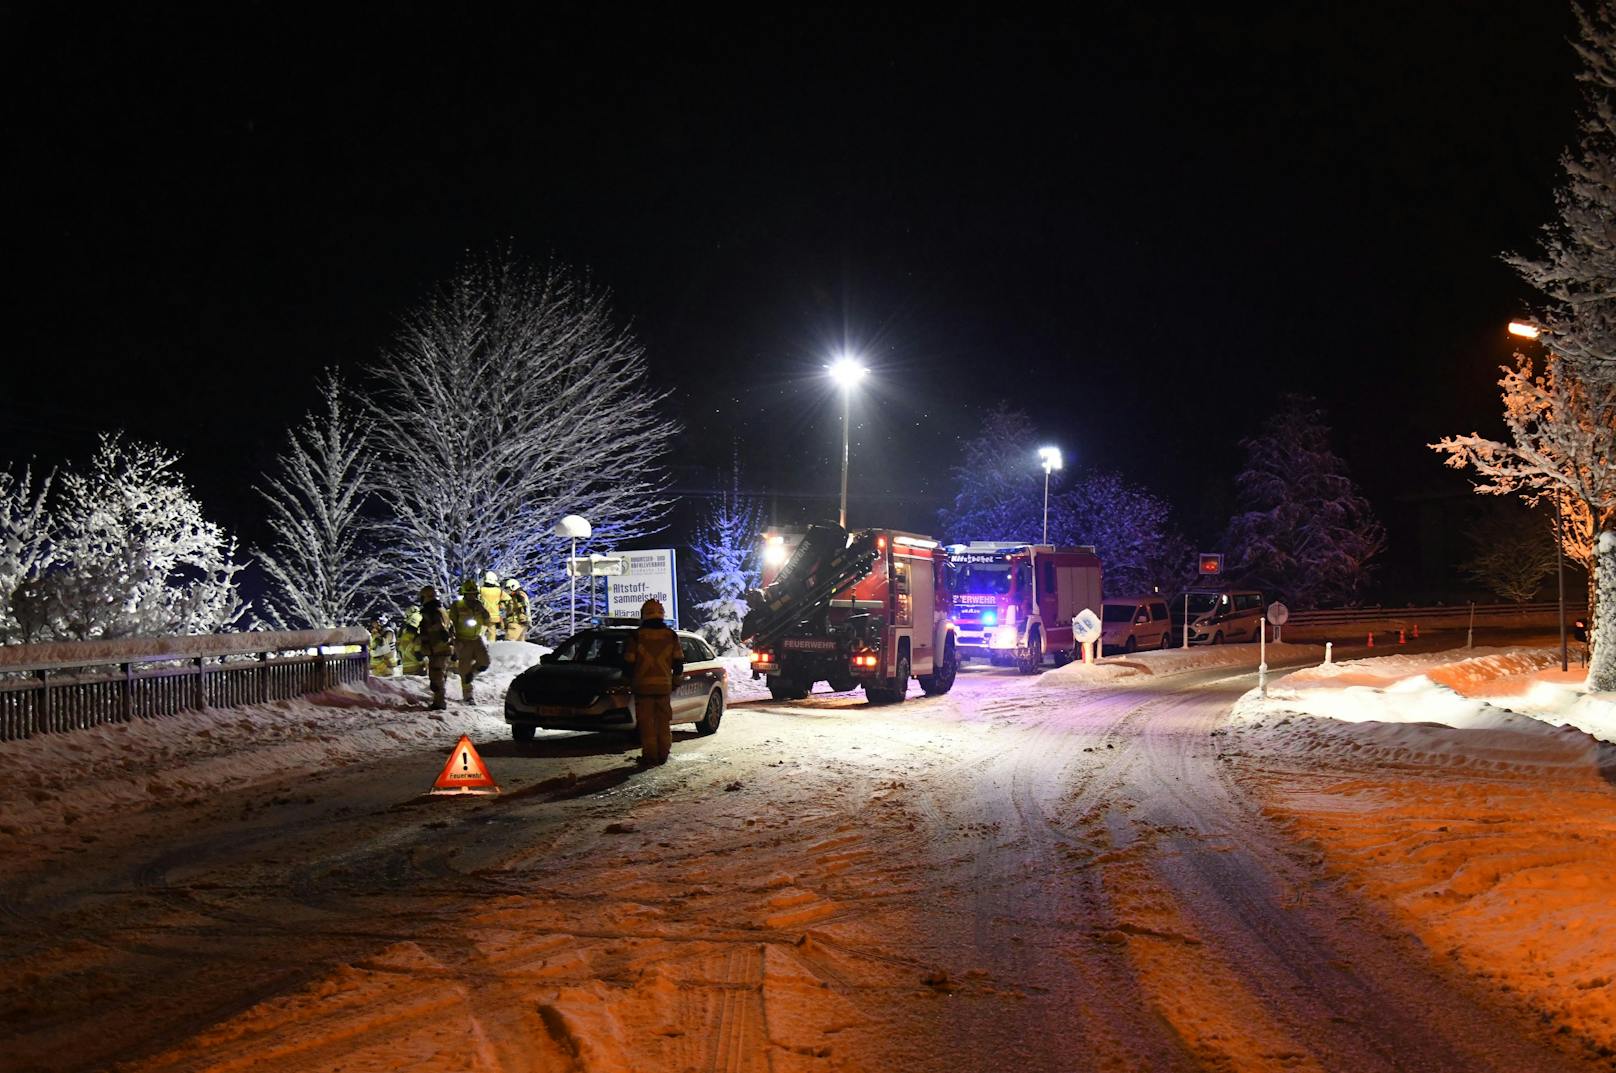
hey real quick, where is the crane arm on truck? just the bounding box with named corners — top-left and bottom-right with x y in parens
top-left (740, 524), bottom-right (883, 651)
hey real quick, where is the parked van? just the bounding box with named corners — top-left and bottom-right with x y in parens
top-left (1101, 597), bottom-right (1173, 653)
top-left (1173, 589), bottom-right (1264, 645)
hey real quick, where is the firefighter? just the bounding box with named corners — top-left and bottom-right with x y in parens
top-left (398, 606), bottom-right (425, 675)
top-left (452, 578), bottom-right (493, 702)
top-left (478, 570), bottom-right (504, 642)
top-left (623, 598), bottom-right (683, 766)
top-left (416, 586), bottom-right (455, 710)
top-left (367, 616), bottom-right (400, 677)
top-left (502, 577), bottom-right (530, 641)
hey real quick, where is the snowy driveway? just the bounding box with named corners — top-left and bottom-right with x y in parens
top-left (0, 644), bottom-right (1608, 1072)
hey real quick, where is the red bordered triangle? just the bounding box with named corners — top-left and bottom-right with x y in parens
top-left (429, 734), bottom-right (500, 795)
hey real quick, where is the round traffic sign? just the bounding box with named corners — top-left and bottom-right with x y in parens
top-left (1267, 601), bottom-right (1289, 626)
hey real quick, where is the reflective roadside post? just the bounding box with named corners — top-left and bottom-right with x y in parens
top-left (556, 514), bottom-right (592, 635)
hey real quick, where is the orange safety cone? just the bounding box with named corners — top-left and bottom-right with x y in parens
top-left (1398, 628), bottom-right (1406, 645)
top-left (1367, 631), bottom-right (1375, 648)
top-left (1412, 623), bottom-right (1419, 639)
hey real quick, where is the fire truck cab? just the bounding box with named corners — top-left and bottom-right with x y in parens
top-left (745, 526), bottom-right (958, 704)
top-left (945, 542), bottom-right (1103, 673)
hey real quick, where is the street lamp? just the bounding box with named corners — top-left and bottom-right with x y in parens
top-left (555, 514), bottom-right (592, 634)
top-left (1507, 319), bottom-right (1567, 671)
top-left (828, 355), bottom-right (867, 529)
top-left (1038, 446), bottom-right (1063, 544)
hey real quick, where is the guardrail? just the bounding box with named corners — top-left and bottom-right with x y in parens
top-left (1282, 601), bottom-right (1585, 635)
top-left (0, 628), bottom-right (371, 743)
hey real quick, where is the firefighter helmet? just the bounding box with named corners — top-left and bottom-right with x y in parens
top-left (640, 598), bottom-right (665, 621)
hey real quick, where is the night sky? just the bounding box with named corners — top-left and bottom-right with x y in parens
top-left (4, 5), bottom-right (1583, 596)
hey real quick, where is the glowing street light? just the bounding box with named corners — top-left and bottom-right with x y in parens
top-left (828, 355), bottom-right (867, 528)
top-left (555, 514), bottom-right (592, 634)
top-left (1507, 321), bottom-right (1542, 339)
top-left (1038, 446), bottom-right (1063, 544)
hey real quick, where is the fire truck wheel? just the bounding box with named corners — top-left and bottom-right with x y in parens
top-left (767, 675), bottom-right (807, 701)
top-left (919, 644), bottom-right (958, 695)
top-left (695, 691), bottom-right (723, 735)
top-left (828, 673), bottom-right (858, 693)
top-left (1017, 632), bottom-right (1043, 674)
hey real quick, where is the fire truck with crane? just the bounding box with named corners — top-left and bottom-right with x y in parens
top-left (742, 524), bottom-right (958, 703)
top-left (944, 541), bottom-right (1103, 672)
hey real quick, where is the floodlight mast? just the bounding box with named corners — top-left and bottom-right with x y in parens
top-left (1038, 446), bottom-right (1063, 544)
top-left (828, 356), bottom-right (867, 528)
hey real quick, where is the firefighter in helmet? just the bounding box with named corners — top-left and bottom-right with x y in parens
top-left (452, 578), bottom-right (493, 702)
top-left (622, 598), bottom-right (683, 766)
top-left (368, 616), bottom-right (400, 678)
top-left (416, 586), bottom-right (455, 710)
top-left (478, 570), bottom-right (504, 643)
top-left (398, 605), bottom-right (425, 675)
top-left (501, 577), bottom-right (531, 641)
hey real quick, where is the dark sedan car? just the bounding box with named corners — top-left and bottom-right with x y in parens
top-left (503, 626), bottom-right (727, 742)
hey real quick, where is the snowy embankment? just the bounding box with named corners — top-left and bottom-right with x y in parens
top-left (1036, 641), bottom-right (1320, 688)
top-left (1227, 645), bottom-right (1616, 1055)
top-left (0, 640), bottom-right (547, 853)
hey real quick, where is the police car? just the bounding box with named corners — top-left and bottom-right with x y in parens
top-left (503, 623), bottom-right (727, 742)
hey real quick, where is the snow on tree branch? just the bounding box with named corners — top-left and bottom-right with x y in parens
top-left (366, 253), bottom-right (678, 636)
top-left (0, 464), bottom-right (54, 644)
top-left (693, 460), bottom-right (763, 653)
top-left (255, 370), bottom-right (388, 629)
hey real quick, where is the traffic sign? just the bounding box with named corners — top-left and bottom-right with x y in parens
top-left (429, 735), bottom-right (500, 795)
top-left (1198, 553), bottom-right (1223, 576)
top-left (1267, 601), bottom-right (1289, 626)
top-left (1073, 608), bottom-right (1102, 644)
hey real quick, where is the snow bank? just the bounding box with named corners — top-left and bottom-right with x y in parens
top-left (0, 670), bottom-right (516, 854)
top-left (1234, 645), bottom-right (1616, 745)
top-left (1037, 642), bottom-right (1318, 689)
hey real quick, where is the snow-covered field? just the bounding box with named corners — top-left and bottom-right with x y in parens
top-left (1226, 645), bottom-right (1616, 1054)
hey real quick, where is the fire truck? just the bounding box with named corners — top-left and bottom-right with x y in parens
top-left (742, 524), bottom-right (958, 703)
top-left (944, 541), bottom-right (1103, 672)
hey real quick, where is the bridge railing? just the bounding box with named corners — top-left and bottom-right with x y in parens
top-left (1281, 601), bottom-right (1585, 637)
top-left (0, 628), bottom-right (371, 742)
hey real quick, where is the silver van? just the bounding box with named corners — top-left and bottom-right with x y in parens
top-left (1173, 589), bottom-right (1265, 645)
top-left (1101, 597), bottom-right (1173, 653)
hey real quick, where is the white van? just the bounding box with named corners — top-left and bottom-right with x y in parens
top-left (1101, 597), bottom-right (1173, 653)
top-left (1173, 589), bottom-right (1265, 645)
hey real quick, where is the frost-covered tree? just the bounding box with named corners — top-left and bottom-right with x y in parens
top-left (1056, 474), bottom-right (1193, 597)
top-left (29, 434), bottom-right (246, 640)
top-left (368, 254), bottom-right (676, 636)
top-left (1225, 396), bottom-right (1385, 609)
top-left (255, 371), bottom-right (388, 629)
top-left (693, 468), bottom-right (762, 653)
top-left (1460, 503), bottom-right (1563, 604)
top-left (939, 404), bottom-right (1190, 593)
top-left (1434, 3), bottom-right (1616, 689)
top-left (0, 464), bottom-right (54, 644)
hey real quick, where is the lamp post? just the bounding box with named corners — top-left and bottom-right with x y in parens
top-left (1038, 446), bottom-right (1063, 544)
top-left (828, 356), bottom-right (867, 529)
top-left (556, 514), bottom-right (592, 635)
top-left (1508, 320), bottom-right (1568, 672)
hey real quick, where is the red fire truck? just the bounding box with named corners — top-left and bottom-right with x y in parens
top-left (743, 524), bottom-right (958, 703)
top-left (944, 541), bottom-right (1103, 672)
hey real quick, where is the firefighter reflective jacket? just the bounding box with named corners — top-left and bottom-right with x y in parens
top-left (479, 584), bottom-right (504, 625)
top-left (452, 595), bottom-right (491, 642)
top-left (417, 601), bottom-right (455, 658)
top-left (623, 620), bottom-right (684, 696)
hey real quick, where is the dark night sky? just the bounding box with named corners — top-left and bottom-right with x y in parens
top-left (2, 5), bottom-right (1583, 595)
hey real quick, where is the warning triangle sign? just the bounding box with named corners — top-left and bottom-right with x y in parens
top-left (429, 735), bottom-right (500, 795)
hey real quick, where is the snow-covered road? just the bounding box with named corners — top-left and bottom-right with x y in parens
top-left (1, 642), bottom-right (1609, 1071)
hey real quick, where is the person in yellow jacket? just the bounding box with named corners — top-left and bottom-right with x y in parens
top-left (622, 598), bottom-right (684, 766)
top-left (398, 606), bottom-right (425, 675)
top-left (501, 577), bottom-right (530, 641)
top-left (478, 570), bottom-right (504, 643)
top-left (415, 587), bottom-right (455, 710)
top-left (367, 617), bottom-right (400, 677)
top-left (451, 579), bottom-right (493, 702)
